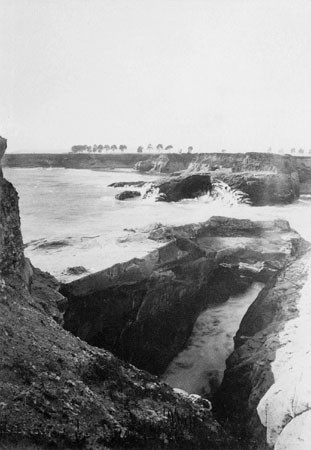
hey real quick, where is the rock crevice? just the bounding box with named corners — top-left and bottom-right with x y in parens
top-left (61, 216), bottom-right (307, 376)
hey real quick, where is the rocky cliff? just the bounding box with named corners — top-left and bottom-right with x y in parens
top-left (135, 153), bottom-right (303, 204)
top-left (214, 248), bottom-right (311, 449)
top-left (2, 152), bottom-right (157, 170)
top-left (61, 216), bottom-right (307, 376)
top-left (4, 151), bottom-right (311, 199)
top-left (3, 151), bottom-right (311, 177)
top-left (0, 140), bottom-right (232, 449)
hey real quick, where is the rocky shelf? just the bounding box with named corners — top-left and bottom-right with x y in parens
top-left (61, 216), bottom-right (308, 376)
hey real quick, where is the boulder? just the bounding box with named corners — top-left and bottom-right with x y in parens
top-left (214, 172), bottom-right (300, 205)
top-left (61, 217), bottom-right (306, 375)
top-left (115, 190), bottom-right (141, 200)
top-left (145, 173), bottom-right (212, 202)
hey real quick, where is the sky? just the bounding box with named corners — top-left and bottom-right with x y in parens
top-left (1, 0), bottom-right (311, 153)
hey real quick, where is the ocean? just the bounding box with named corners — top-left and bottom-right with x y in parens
top-left (4, 167), bottom-right (311, 395)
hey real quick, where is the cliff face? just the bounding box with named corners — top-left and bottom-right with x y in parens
top-left (133, 152), bottom-right (300, 175)
top-left (134, 153), bottom-right (305, 203)
top-left (214, 249), bottom-right (311, 449)
top-left (0, 141), bottom-right (232, 449)
top-left (4, 150), bottom-right (311, 196)
top-left (2, 152), bottom-right (160, 170)
top-left (4, 151), bottom-right (311, 175)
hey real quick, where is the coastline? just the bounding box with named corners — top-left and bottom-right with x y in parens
top-left (2, 146), bottom-right (311, 449)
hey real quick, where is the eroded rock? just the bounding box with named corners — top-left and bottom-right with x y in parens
top-left (214, 171), bottom-right (300, 205)
top-left (145, 173), bottom-right (212, 202)
top-left (115, 190), bottom-right (141, 200)
top-left (61, 216), bottom-right (307, 376)
top-left (213, 249), bottom-right (311, 449)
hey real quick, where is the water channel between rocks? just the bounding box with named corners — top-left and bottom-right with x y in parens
top-left (162, 282), bottom-right (265, 396)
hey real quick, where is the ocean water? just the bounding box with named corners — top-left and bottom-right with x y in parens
top-left (4, 167), bottom-right (311, 394)
top-left (5, 167), bottom-right (311, 281)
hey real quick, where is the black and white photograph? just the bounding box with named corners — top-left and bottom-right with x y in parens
top-left (1, 1), bottom-right (311, 449)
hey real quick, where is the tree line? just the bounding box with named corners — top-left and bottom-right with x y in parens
top-left (71, 144), bottom-right (195, 153)
top-left (71, 145), bottom-right (311, 155)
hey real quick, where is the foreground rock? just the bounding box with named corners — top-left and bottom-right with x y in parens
top-left (213, 249), bottom-right (311, 449)
top-left (61, 216), bottom-right (307, 376)
top-left (144, 173), bottom-right (212, 202)
top-left (0, 144), bottom-right (231, 449)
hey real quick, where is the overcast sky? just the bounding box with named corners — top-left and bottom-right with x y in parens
top-left (1, 0), bottom-right (311, 152)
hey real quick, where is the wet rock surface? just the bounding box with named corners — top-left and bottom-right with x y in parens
top-left (213, 171), bottom-right (300, 205)
top-left (144, 173), bottom-right (212, 202)
top-left (62, 216), bottom-right (307, 377)
top-left (115, 190), bottom-right (141, 200)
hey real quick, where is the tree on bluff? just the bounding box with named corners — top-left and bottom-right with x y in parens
top-left (71, 145), bottom-right (86, 153)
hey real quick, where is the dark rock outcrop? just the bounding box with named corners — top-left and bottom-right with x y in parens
top-left (115, 190), bottom-right (141, 200)
top-left (0, 141), bottom-right (232, 449)
top-left (213, 172), bottom-right (300, 205)
top-left (213, 249), bottom-right (311, 449)
top-left (0, 136), bottom-right (7, 176)
top-left (61, 216), bottom-right (307, 376)
top-left (145, 173), bottom-right (212, 202)
top-left (132, 152), bottom-right (305, 204)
